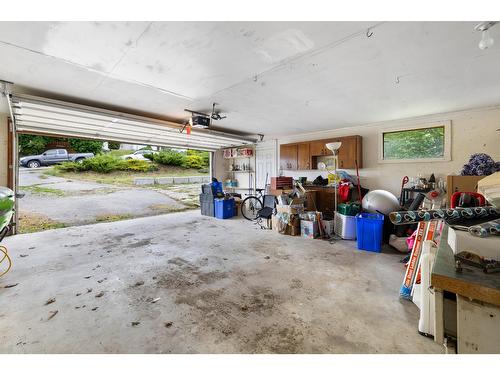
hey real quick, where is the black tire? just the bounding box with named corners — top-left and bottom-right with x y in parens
top-left (241, 196), bottom-right (263, 221)
top-left (27, 160), bottom-right (41, 168)
top-left (75, 158), bottom-right (84, 164)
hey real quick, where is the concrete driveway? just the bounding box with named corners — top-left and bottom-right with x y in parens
top-left (18, 168), bottom-right (199, 229)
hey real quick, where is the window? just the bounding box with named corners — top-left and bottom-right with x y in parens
top-left (45, 150), bottom-right (57, 156)
top-left (379, 121), bottom-right (451, 163)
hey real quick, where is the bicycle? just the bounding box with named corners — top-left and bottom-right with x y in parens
top-left (240, 188), bottom-right (266, 221)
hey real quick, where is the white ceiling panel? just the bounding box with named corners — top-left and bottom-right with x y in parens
top-left (1, 21), bottom-right (500, 136)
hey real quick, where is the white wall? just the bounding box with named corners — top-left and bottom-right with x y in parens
top-left (0, 113), bottom-right (8, 187)
top-left (271, 106), bottom-right (500, 196)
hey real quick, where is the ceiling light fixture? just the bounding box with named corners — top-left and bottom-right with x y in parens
top-left (475, 21), bottom-right (497, 50)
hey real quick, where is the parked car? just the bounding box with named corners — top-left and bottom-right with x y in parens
top-left (121, 149), bottom-right (158, 161)
top-left (19, 149), bottom-right (94, 168)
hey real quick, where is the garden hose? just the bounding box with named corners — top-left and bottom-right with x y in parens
top-left (0, 245), bottom-right (12, 277)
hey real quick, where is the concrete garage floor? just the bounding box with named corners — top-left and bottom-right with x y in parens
top-left (0, 211), bottom-right (443, 354)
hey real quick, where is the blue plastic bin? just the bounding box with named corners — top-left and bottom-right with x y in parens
top-left (214, 198), bottom-right (234, 219)
top-left (211, 182), bottom-right (223, 195)
top-left (355, 212), bottom-right (384, 252)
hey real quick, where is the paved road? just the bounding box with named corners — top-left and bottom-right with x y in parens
top-left (18, 168), bottom-right (195, 226)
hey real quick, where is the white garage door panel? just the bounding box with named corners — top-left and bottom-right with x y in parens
top-left (12, 94), bottom-right (255, 151)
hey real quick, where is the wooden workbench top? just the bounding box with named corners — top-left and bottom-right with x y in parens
top-left (431, 225), bottom-right (500, 306)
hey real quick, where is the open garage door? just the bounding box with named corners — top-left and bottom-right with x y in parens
top-left (11, 94), bottom-right (255, 152)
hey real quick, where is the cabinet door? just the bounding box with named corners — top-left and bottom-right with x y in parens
top-left (297, 142), bottom-right (310, 170)
top-left (337, 136), bottom-right (355, 169)
top-left (280, 144), bottom-right (298, 170)
top-left (337, 136), bottom-right (362, 169)
top-left (310, 140), bottom-right (325, 156)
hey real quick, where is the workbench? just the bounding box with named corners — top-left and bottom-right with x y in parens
top-left (270, 184), bottom-right (362, 217)
top-left (431, 225), bottom-right (500, 353)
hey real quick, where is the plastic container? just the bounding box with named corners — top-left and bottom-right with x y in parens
top-left (199, 194), bottom-right (214, 217)
top-left (337, 202), bottom-right (361, 216)
top-left (334, 212), bottom-right (356, 240)
top-left (214, 198), bottom-right (234, 219)
top-left (211, 182), bottom-right (223, 195)
top-left (355, 212), bottom-right (384, 252)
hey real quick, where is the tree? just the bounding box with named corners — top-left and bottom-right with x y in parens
top-left (383, 127), bottom-right (444, 160)
top-left (18, 134), bottom-right (53, 156)
top-left (18, 134), bottom-right (104, 156)
top-left (68, 138), bottom-right (103, 155)
top-left (108, 141), bottom-right (121, 150)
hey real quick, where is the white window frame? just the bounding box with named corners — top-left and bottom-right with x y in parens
top-left (378, 120), bottom-right (451, 164)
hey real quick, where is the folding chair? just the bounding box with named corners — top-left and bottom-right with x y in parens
top-left (255, 195), bottom-right (277, 229)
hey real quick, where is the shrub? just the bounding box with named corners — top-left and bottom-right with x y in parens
top-left (108, 141), bottom-right (121, 150)
top-left (150, 150), bottom-right (186, 166)
top-left (55, 154), bottom-right (156, 173)
top-left (55, 161), bottom-right (85, 173)
top-left (186, 149), bottom-right (209, 168)
top-left (183, 154), bottom-right (205, 169)
top-left (78, 154), bottom-right (122, 173)
top-left (68, 138), bottom-right (104, 155)
top-left (120, 159), bottom-right (157, 172)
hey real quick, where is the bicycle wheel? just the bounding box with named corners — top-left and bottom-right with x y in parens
top-left (241, 196), bottom-right (263, 221)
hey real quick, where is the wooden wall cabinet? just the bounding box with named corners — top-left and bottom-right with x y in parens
top-left (280, 135), bottom-right (362, 171)
top-left (297, 142), bottom-right (310, 170)
top-left (280, 144), bottom-right (298, 170)
top-left (337, 136), bottom-right (361, 169)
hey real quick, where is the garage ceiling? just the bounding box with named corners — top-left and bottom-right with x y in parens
top-left (1, 21), bottom-right (500, 136)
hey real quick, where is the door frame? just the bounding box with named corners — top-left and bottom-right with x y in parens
top-left (255, 140), bottom-right (278, 189)
top-left (7, 118), bottom-right (13, 189)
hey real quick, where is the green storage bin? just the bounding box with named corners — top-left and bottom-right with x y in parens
top-left (337, 202), bottom-right (361, 216)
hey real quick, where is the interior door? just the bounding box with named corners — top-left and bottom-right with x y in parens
top-left (256, 141), bottom-right (277, 190)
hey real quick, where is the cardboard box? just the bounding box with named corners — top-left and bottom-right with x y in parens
top-left (276, 198), bottom-right (305, 215)
top-left (320, 219), bottom-right (334, 236)
top-left (301, 220), bottom-right (319, 239)
top-left (477, 172), bottom-right (500, 208)
top-left (272, 215), bottom-right (300, 236)
top-left (446, 175), bottom-right (485, 206)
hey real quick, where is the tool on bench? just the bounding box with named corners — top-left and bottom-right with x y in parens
top-left (455, 251), bottom-right (500, 274)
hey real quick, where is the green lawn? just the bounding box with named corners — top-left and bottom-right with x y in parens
top-left (44, 165), bottom-right (208, 186)
top-left (18, 212), bottom-right (66, 234)
top-left (107, 149), bottom-right (134, 157)
top-left (21, 185), bottom-right (66, 196)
